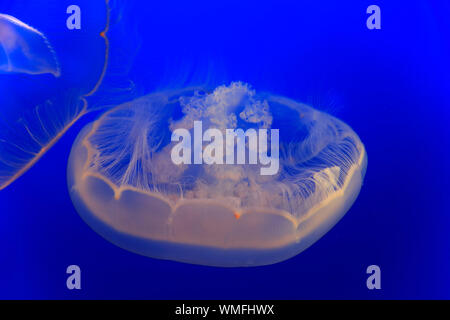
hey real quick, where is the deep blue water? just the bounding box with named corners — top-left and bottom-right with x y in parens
top-left (0, 0), bottom-right (449, 299)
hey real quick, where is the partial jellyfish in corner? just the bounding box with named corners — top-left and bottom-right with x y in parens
top-left (67, 82), bottom-right (368, 267)
top-left (0, 13), bottom-right (60, 76)
top-left (0, 0), bottom-right (124, 191)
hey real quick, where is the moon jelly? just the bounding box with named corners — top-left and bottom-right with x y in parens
top-left (0, 13), bottom-right (60, 76)
top-left (0, 1), bottom-right (110, 190)
top-left (68, 82), bottom-right (367, 266)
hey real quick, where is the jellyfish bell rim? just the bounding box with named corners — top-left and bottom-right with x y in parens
top-left (0, 13), bottom-right (61, 77)
top-left (67, 110), bottom-right (367, 267)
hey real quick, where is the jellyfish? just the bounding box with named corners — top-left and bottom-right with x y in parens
top-left (0, 13), bottom-right (60, 76)
top-left (0, 2), bottom-right (112, 190)
top-left (67, 82), bottom-right (367, 267)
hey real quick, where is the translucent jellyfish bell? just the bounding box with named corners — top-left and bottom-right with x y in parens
top-left (68, 82), bottom-right (367, 267)
top-left (0, 14), bottom-right (60, 76)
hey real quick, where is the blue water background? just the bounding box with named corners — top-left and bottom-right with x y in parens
top-left (0, 0), bottom-right (449, 299)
